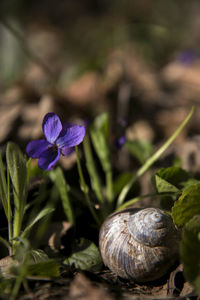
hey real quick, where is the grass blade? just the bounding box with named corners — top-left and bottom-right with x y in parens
top-left (21, 207), bottom-right (54, 238)
top-left (75, 146), bottom-right (100, 226)
top-left (0, 236), bottom-right (11, 250)
top-left (83, 134), bottom-right (104, 204)
top-left (117, 107), bottom-right (194, 207)
top-left (0, 152), bottom-right (8, 218)
top-left (49, 167), bottom-right (74, 224)
top-left (90, 113), bottom-right (113, 203)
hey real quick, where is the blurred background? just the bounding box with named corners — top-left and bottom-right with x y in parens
top-left (1, 0), bottom-right (200, 172)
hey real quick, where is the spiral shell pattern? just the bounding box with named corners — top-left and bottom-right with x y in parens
top-left (99, 207), bottom-right (180, 282)
top-left (128, 208), bottom-right (173, 247)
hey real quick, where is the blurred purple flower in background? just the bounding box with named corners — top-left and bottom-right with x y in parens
top-left (26, 113), bottom-right (85, 171)
top-left (177, 50), bottom-right (196, 65)
top-left (115, 135), bottom-right (127, 149)
top-left (115, 118), bottom-right (128, 149)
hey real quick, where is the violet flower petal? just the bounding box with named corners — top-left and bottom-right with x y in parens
top-left (26, 139), bottom-right (50, 158)
top-left (38, 148), bottom-right (61, 171)
top-left (42, 113), bottom-right (62, 144)
top-left (56, 124), bottom-right (85, 149)
top-left (61, 146), bottom-right (75, 156)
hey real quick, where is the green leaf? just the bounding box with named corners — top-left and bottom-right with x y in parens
top-left (26, 260), bottom-right (60, 278)
top-left (49, 167), bottom-right (74, 224)
top-left (92, 112), bottom-right (109, 139)
top-left (0, 236), bottom-right (11, 250)
top-left (126, 140), bottom-right (153, 164)
top-left (90, 112), bottom-right (111, 173)
top-left (154, 167), bottom-right (193, 210)
top-left (0, 152), bottom-right (8, 218)
top-left (64, 239), bottom-right (102, 272)
top-left (6, 142), bottom-right (27, 209)
top-left (90, 113), bottom-right (113, 202)
top-left (157, 166), bottom-right (192, 188)
top-left (180, 178), bottom-right (200, 189)
top-left (154, 174), bottom-right (180, 194)
top-left (172, 183), bottom-right (200, 227)
top-left (180, 215), bottom-right (200, 292)
top-left (30, 249), bottom-right (49, 263)
top-left (160, 195), bottom-right (176, 211)
top-left (0, 277), bottom-right (13, 295)
top-left (113, 172), bottom-right (132, 197)
top-left (117, 196), bottom-right (140, 211)
top-left (21, 207), bottom-right (54, 238)
top-left (83, 134), bottom-right (104, 204)
top-left (27, 160), bottom-right (44, 179)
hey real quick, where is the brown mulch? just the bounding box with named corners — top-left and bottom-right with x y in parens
top-left (18, 266), bottom-right (198, 300)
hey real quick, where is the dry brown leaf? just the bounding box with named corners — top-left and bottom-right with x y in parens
top-left (161, 60), bottom-right (200, 106)
top-left (69, 272), bottom-right (113, 300)
top-left (18, 94), bottom-right (54, 139)
top-left (126, 120), bottom-right (155, 141)
top-left (105, 46), bottom-right (162, 102)
top-left (174, 138), bottom-right (200, 171)
top-left (59, 151), bottom-right (77, 170)
top-left (65, 72), bottom-right (102, 107)
top-left (167, 264), bottom-right (194, 298)
top-left (0, 101), bottom-right (22, 142)
top-left (155, 107), bottom-right (189, 141)
top-left (0, 256), bottom-right (18, 278)
top-left (162, 61), bottom-right (200, 91)
top-left (40, 221), bottom-right (72, 252)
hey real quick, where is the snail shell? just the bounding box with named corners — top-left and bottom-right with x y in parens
top-left (99, 207), bottom-right (180, 282)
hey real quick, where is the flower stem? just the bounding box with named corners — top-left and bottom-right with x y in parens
top-left (75, 146), bottom-right (100, 226)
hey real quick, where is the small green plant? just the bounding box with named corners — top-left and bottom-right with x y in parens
top-left (0, 113), bottom-right (86, 297)
top-left (147, 165), bottom-right (200, 293)
top-left (0, 143), bottom-right (54, 255)
top-left (171, 183), bottom-right (200, 292)
top-left (0, 143), bottom-right (59, 298)
top-left (1, 107), bottom-right (200, 298)
top-left (81, 107), bottom-right (200, 293)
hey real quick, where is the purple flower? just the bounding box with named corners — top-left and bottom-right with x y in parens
top-left (26, 113), bottom-right (86, 171)
top-left (177, 50), bottom-right (196, 65)
top-left (115, 135), bottom-right (127, 149)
